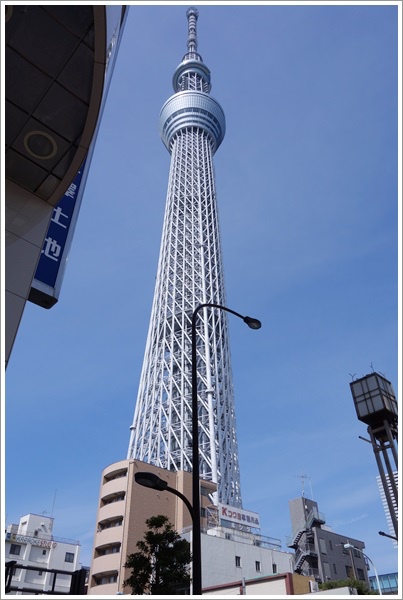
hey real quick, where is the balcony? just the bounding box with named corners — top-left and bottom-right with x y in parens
top-left (94, 526), bottom-right (123, 548)
top-left (100, 477), bottom-right (127, 498)
top-left (91, 553), bottom-right (120, 576)
top-left (306, 508), bottom-right (325, 528)
top-left (98, 501), bottom-right (125, 522)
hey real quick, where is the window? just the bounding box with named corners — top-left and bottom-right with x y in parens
top-left (346, 565), bottom-right (353, 578)
top-left (103, 494), bottom-right (125, 505)
top-left (235, 556), bottom-right (241, 568)
top-left (10, 544), bottom-right (21, 556)
top-left (99, 574), bottom-right (118, 585)
top-left (357, 568), bottom-right (365, 581)
top-left (329, 540), bottom-right (333, 550)
top-left (333, 563), bottom-right (337, 574)
top-left (99, 545), bottom-right (120, 556)
top-left (65, 552), bottom-right (74, 563)
top-left (319, 538), bottom-right (327, 554)
top-left (99, 518), bottom-right (123, 530)
top-left (273, 563), bottom-right (277, 574)
top-left (104, 469), bottom-right (127, 482)
top-left (255, 561), bottom-right (261, 572)
top-left (42, 550), bottom-right (47, 556)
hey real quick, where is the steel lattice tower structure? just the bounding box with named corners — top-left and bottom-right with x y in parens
top-left (128, 8), bottom-right (242, 508)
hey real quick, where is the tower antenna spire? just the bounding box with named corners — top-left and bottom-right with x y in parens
top-left (186, 7), bottom-right (199, 55)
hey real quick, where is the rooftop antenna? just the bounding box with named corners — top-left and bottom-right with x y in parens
top-left (297, 474), bottom-right (314, 499)
top-left (349, 372), bottom-right (357, 381)
top-left (50, 489), bottom-right (57, 518)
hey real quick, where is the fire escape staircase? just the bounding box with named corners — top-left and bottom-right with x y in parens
top-left (294, 547), bottom-right (308, 572)
top-left (294, 542), bottom-right (317, 573)
top-left (289, 528), bottom-right (306, 549)
top-left (287, 508), bottom-right (326, 550)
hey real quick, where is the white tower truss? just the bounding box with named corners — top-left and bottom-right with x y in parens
top-left (128, 8), bottom-right (242, 507)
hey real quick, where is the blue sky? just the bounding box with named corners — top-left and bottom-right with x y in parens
top-left (4, 0), bottom-right (400, 581)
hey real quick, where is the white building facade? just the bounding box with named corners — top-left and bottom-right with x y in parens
top-left (4, 513), bottom-right (81, 595)
top-left (182, 527), bottom-right (295, 590)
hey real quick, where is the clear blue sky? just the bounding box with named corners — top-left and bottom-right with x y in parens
top-left (4, 1), bottom-right (400, 580)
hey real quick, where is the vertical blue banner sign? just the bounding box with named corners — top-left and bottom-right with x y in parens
top-left (29, 161), bottom-right (86, 308)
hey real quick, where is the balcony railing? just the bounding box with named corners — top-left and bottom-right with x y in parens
top-left (6, 531), bottom-right (80, 547)
top-left (203, 525), bottom-right (282, 549)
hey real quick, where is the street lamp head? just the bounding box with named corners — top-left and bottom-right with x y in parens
top-left (135, 471), bottom-right (168, 491)
top-left (243, 316), bottom-right (262, 330)
top-left (343, 543), bottom-right (354, 550)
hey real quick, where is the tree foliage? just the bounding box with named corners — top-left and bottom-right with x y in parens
top-left (124, 514), bottom-right (191, 595)
top-left (319, 578), bottom-right (378, 595)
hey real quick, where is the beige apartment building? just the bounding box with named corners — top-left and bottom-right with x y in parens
top-left (88, 458), bottom-right (216, 595)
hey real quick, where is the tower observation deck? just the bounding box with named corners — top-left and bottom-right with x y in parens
top-left (128, 8), bottom-right (242, 507)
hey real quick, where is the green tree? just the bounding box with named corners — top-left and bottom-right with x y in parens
top-left (124, 514), bottom-right (191, 595)
top-left (319, 578), bottom-right (378, 595)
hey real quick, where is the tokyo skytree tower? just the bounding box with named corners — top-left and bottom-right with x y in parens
top-left (128, 8), bottom-right (242, 508)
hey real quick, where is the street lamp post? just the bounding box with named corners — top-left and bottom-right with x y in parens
top-left (135, 304), bottom-right (261, 597)
top-left (191, 303), bottom-right (261, 595)
top-left (343, 544), bottom-right (382, 595)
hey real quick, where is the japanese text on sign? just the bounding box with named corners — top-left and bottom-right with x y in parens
top-left (34, 166), bottom-right (85, 288)
top-left (219, 503), bottom-right (260, 527)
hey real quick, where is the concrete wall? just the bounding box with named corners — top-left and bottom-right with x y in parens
top-left (204, 572), bottom-right (313, 595)
top-left (181, 529), bottom-right (294, 589)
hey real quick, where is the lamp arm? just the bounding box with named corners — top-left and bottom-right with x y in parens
top-left (192, 302), bottom-right (245, 323)
top-left (166, 485), bottom-right (194, 522)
